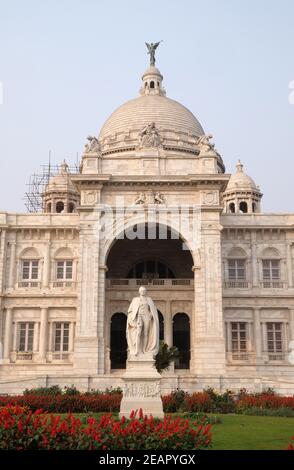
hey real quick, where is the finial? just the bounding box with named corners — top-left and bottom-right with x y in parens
top-left (60, 159), bottom-right (69, 174)
top-left (236, 160), bottom-right (243, 172)
top-left (145, 41), bottom-right (162, 66)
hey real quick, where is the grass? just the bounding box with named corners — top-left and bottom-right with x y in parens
top-left (211, 414), bottom-right (294, 450)
top-left (54, 412), bottom-right (294, 450)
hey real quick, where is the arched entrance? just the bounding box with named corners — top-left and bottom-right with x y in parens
top-left (173, 312), bottom-right (190, 369)
top-left (110, 312), bottom-right (127, 369)
top-left (105, 223), bottom-right (194, 372)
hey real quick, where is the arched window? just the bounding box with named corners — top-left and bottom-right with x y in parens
top-left (239, 201), bottom-right (248, 213)
top-left (150, 81), bottom-right (155, 89)
top-left (110, 312), bottom-right (127, 369)
top-left (227, 247), bottom-right (247, 282)
top-left (158, 311), bottom-right (164, 342)
top-left (127, 260), bottom-right (175, 279)
top-left (252, 202), bottom-right (256, 213)
top-left (56, 201), bottom-right (64, 213)
top-left (46, 203), bottom-right (51, 213)
top-left (261, 248), bottom-right (281, 284)
top-left (19, 248), bottom-right (40, 284)
top-left (68, 203), bottom-right (75, 213)
top-left (173, 313), bottom-right (190, 369)
top-left (229, 202), bottom-right (235, 213)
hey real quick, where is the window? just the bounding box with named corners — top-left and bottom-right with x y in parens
top-left (21, 260), bottom-right (39, 280)
top-left (56, 201), bottom-right (64, 213)
top-left (239, 201), bottom-right (248, 213)
top-left (54, 322), bottom-right (70, 352)
top-left (262, 259), bottom-right (280, 280)
top-left (266, 322), bottom-right (283, 354)
top-left (127, 260), bottom-right (175, 279)
top-left (56, 260), bottom-right (73, 280)
top-left (231, 322), bottom-right (247, 353)
top-left (229, 202), bottom-right (235, 213)
top-left (228, 259), bottom-right (246, 280)
top-left (18, 322), bottom-right (34, 352)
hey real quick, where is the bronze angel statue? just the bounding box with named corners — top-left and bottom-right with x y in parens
top-left (145, 41), bottom-right (162, 66)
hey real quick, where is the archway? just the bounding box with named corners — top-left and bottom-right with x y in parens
top-left (110, 312), bottom-right (127, 369)
top-left (173, 312), bottom-right (190, 369)
top-left (106, 224), bottom-right (194, 280)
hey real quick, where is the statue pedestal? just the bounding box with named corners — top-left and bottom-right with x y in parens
top-left (119, 353), bottom-right (164, 419)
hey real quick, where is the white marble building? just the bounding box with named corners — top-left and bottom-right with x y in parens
top-left (1, 56), bottom-right (294, 395)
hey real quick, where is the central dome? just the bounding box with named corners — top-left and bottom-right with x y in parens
top-left (99, 94), bottom-right (204, 141)
top-left (98, 65), bottom-right (204, 155)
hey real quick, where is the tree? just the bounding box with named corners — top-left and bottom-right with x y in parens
top-left (155, 341), bottom-right (179, 374)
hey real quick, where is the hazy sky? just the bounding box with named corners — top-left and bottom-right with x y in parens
top-left (0, 0), bottom-right (294, 212)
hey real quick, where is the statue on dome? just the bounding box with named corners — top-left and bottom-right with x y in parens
top-left (145, 41), bottom-right (162, 66)
top-left (138, 122), bottom-right (162, 149)
top-left (197, 134), bottom-right (215, 152)
top-left (84, 135), bottom-right (100, 154)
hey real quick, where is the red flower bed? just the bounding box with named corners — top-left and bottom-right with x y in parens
top-left (236, 393), bottom-right (294, 412)
top-left (0, 393), bottom-right (122, 413)
top-left (0, 406), bottom-right (212, 450)
top-left (183, 392), bottom-right (214, 413)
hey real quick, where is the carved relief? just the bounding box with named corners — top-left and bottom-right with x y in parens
top-left (201, 191), bottom-right (218, 205)
top-left (82, 191), bottom-right (98, 206)
top-left (134, 191), bottom-right (165, 205)
top-left (123, 381), bottom-right (160, 398)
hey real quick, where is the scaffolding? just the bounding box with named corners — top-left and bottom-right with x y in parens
top-left (24, 163), bottom-right (79, 213)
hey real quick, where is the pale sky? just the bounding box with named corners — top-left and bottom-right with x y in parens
top-left (0, 0), bottom-right (294, 212)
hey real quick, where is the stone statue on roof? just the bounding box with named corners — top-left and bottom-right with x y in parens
top-left (145, 41), bottom-right (162, 66)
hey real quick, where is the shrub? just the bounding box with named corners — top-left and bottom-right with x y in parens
top-left (162, 389), bottom-right (188, 413)
top-left (23, 385), bottom-right (62, 397)
top-left (0, 406), bottom-right (212, 450)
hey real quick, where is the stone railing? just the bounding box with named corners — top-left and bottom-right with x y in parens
top-left (226, 351), bottom-right (255, 363)
top-left (107, 279), bottom-right (194, 288)
top-left (224, 281), bottom-right (249, 289)
top-left (260, 281), bottom-right (286, 289)
top-left (51, 281), bottom-right (76, 289)
top-left (17, 281), bottom-right (41, 289)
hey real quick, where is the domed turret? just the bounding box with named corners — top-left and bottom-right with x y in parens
top-left (43, 160), bottom-right (79, 213)
top-left (223, 160), bottom-right (262, 214)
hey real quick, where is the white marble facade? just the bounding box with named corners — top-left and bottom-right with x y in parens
top-left (0, 59), bottom-right (294, 395)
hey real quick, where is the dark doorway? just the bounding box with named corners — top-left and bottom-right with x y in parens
top-left (173, 312), bottom-right (190, 369)
top-left (110, 312), bottom-right (127, 369)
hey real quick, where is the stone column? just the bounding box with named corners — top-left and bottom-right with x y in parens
top-left (286, 243), bottom-right (293, 288)
top-left (42, 240), bottom-right (51, 288)
top-left (164, 300), bottom-right (173, 346)
top-left (192, 218), bottom-right (226, 376)
top-left (74, 218), bottom-right (100, 374)
top-left (253, 308), bottom-right (262, 362)
top-left (3, 308), bottom-right (13, 361)
top-left (289, 309), bottom-right (294, 342)
top-left (0, 229), bottom-right (7, 295)
top-left (8, 241), bottom-right (16, 289)
top-left (251, 231), bottom-right (258, 287)
top-left (39, 308), bottom-right (48, 361)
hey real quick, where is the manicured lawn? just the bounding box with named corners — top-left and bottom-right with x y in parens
top-left (211, 414), bottom-right (294, 450)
